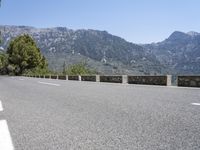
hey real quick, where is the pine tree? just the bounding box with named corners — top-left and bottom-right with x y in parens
top-left (7, 34), bottom-right (47, 75)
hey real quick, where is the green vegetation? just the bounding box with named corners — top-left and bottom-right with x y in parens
top-left (0, 33), bottom-right (96, 76)
top-left (63, 63), bottom-right (96, 75)
top-left (23, 67), bottom-right (52, 76)
top-left (7, 34), bottom-right (48, 75)
top-left (0, 31), bottom-right (7, 74)
top-left (0, 53), bottom-right (7, 74)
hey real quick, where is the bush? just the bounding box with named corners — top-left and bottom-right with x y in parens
top-left (23, 67), bottom-right (51, 76)
top-left (63, 63), bottom-right (96, 75)
top-left (0, 53), bottom-right (8, 74)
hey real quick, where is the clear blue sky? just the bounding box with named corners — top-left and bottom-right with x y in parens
top-left (0, 0), bottom-right (200, 43)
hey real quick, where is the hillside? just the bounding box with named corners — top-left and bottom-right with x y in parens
top-left (0, 25), bottom-right (165, 75)
top-left (143, 31), bottom-right (200, 75)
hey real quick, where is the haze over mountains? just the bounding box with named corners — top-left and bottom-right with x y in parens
top-left (0, 25), bottom-right (200, 75)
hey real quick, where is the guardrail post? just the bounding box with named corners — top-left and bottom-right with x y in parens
top-left (96, 75), bottom-right (100, 82)
top-left (167, 75), bottom-right (172, 86)
top-left (122, 75), bottom-right (128, 84)
top-left (78, 75), bottom-right (81, 81)
top-left (66, 75), bottom-right (68, 80)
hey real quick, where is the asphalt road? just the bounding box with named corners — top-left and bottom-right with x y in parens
top-left (0, 76), bottom-right (200, 150)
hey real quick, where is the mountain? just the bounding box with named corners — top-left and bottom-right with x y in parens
top-left (143, 31), bottom-right (200, 75)
top-left (0, 25), bottom-right (165, 75)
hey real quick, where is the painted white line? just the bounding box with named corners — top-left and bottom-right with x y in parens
top-left (0, 120), bottom-right (14, 150)
top-left (0, 101), bottom-right (3, 112)
top-left (191, 103), bottom-right (200, 106)
top-left (38, 81), bottom-right (61, 87)
top-left (19, 79), bottom-right (24, 81)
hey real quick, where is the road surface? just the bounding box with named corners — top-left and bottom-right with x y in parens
top-left (0, 76), bottom-right (200, 150)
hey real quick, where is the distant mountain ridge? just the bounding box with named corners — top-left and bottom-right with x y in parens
top-left (0, 25), bottom-right (200, 75)
top-left (143, 31), bottom-right (200, 74)
top-left (187, 31), bottom-right (200, 37)
top-left (0, 25), bottom-right (165, 75)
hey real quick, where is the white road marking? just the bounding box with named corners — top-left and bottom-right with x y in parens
top-left (19, 79), bottom-right (24, 81)
top-left (38, 81), bottom-right (61, 87)
top-left (191, 103), bottom-right (200, 106)
top-left (0, 101), bottom-right (3, 112)
top-left (0, 120), bottom-right (14, 150)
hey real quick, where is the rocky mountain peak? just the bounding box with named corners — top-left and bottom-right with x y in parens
top-left (187, 31), bottom-right (200, 37)
top-left (167, 31), bottom-right (191, 41)
top-left (143, 30), bottom-right (200, 74)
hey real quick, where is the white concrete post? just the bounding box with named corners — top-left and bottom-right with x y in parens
top-left (96, 75), bottom-right (100, 82)
top-left (122, 75), bottom-right (128, 84)
top-left (78, 75), bottom-right (81, 81)
top-left (167, 75), bottom-right (172, 86)
top-left (66, 75), bottom-right (68, 80)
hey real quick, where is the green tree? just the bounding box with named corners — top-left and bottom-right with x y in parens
top-left (62, 61), bottom-right (66, 74)
top-left (7, 34), bottom-right (47, 75)
top-left (0, 53), bottom-right (6, 68)
top-left (0, 53), bottom-right (8, 74)
top-left (64, 63), bottom-right (95, 75)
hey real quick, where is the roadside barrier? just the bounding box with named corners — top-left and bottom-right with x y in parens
top-left (24, 74), bottom-right (176, 86)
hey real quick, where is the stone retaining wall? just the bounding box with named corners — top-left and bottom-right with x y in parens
top-left (58, 75), bottom-right (67, 80)
top-left (81, 76), bottom-right (96, 82)
top-left (178, 76), bottom-right (200, 87)
top-left (51, 75), bottom-right (57, 79)
top-left (24, 74), bottom-right (175, 87)
top-left (45, 75), bottom-right (50, 79)
top-left (68, 76), bottom-right (79, 81)
top-left (100, 76), bottom-right (122, 83)
top-left (128, 76), bottom-right (167, 86)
